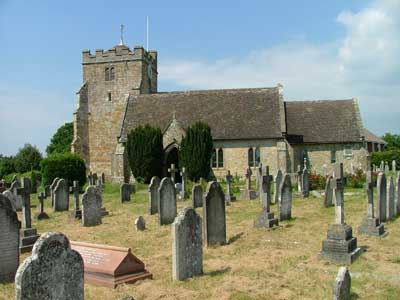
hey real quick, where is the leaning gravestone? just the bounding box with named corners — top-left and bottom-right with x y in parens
top-left (387, 176), bottom-right (395, 220)
top-left (279, 174), bottom-right (292, 221)
top-left (203, 181), bottom-right (226, 246)
top-left (82, 186), bottom-right (102, 227)
top-left (53, 179), bottom-right (69, 211)
top-left (0, 193), bottom-right (20, 282)
top-left (377, 172), bottom-right (387, 223)
top-left (15, 232), bottom-right (84, 300)
top-left (333, 267), bottom-right (351, 300)
top-left (148, 176), bottom-right (160, 215)
top-left (273, 170), bottom-right (283, 204)
top-left (324, 175), bottom-right (334, 207)
top-left (172, 207), bottom-right (203, 281)
top-left (10, 180), bottom-right (22, 210)
top-left (158, 178), bottom-right (177, 225)
top-left (192, 184), bottom-right (203, 208)
top-left (120, 183), bottom-right (133, 202)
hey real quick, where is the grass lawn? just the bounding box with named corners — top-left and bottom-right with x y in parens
top-left (1, 182), bottom-right (400, 300)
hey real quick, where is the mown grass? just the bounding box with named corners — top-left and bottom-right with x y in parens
top-left (1, 182), bottom-right (400, 299)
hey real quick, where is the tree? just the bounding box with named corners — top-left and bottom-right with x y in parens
top-left (126, 125), bottom-right (164, 183)
top-left (180, 121), bottom-right (213, 181)
top-left (382, 133), bottom-right (400, 150)
top-left (46, 122), bottom-right (73, 156)
top-left (0, 155), bottom-right (16, 179)
top-left (14, 144), bottom-right (43, 173)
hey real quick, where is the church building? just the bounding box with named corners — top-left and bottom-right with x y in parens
top-left (71, 43), bottom-right (384, 183)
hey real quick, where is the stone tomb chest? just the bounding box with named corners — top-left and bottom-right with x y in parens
top-left (70, 241), bottom-right (152, 288)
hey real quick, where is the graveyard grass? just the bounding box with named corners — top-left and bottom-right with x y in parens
top-left (1, 183), bottom-right (400, 300)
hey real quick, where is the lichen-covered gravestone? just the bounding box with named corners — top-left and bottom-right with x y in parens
top-left (278, 174), bottom-right (292, 221)
top-left (0, 194), bottom-right (20, 282)
top-left (192, 184), bottom-right (203, 208)
top-left (387, 176), bottom-right (395, 220)
top-left (333, 267), bottom-right (351, 300)
top-left (172, 207), bottom-right (203, 281)
top-left (82, 186), bottom-right (102, 227)
top-left (15, 232), bottom-right (84, 300)
top-left (120, 183), bottom-right (133, 202)
top-left (377, 172), bottom-right (387, 223)
top-left (53, 179), bottom-right (69, 211)
top-left (158, 177), bottom-right (177, 225)
top-left (203, 181), bottom-right (226, 246)
top-left (324, 175), bottom-right (334, 207)
top-left (148, 176), bottom-right (160, 215)
top-left (273, 170), bottom-right (283, 204)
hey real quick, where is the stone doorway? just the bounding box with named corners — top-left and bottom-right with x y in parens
top-left (164, 145), bottom-right (182, 183)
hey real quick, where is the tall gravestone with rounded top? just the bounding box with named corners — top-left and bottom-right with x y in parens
top-left (387, 176), bottom-right (395, 220)
top-left (273, 170), bottom-right (283, 204)
top-left (279, 174), bottom-right (292, 221)
top-left (301, 167), bottom-right (309, 198)
top-left (324, 175), bottom-right (334, 207)
top-left (192, 184), bottom-right (203, 209)
top-left (0, 194), bottom-right (20, 282)
top-left (203, 181), bottom-right (226, 246)
top-left (53, 179), bottom-right (69, 211)
top-left (15, 232), bottom-right (84, 300)
top-left (148, 176), bottom-right (160, 215)
top-left (158, 178), bottom-right (177, 225)
top-left (50, 177), bottom-right (59, 207)
top-left (10, 180), bottom-right (22, 210)
top-left (377, 173), bottom-right (387, 223)
top-left (82, 186), bottom-right (102, 227)
top-left (396, 174), bottom-right (400, 216)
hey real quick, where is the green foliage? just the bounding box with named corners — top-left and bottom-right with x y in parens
top-left (180, 122), bottom-right (213, 181)
top-left (382, 133), bottom-right (400, 150)
top-left (347, 169), bottom-right (366, 188)
top-left (126, 125), bottom-right (163, 183)
top-left (14, 144), bottom-right (43, 173)
top-left (40, 153), bottom-right (86, 186)
top-left (309, 173), bottom-right (326, 190)
top-left (371, 150), bottom-right (400, 171)
top-left (46, 122), bottom-right (73, 156)
top-left (0, 155), bottom-right (16, 179)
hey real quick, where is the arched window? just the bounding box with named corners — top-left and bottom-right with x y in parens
top-left (211, 149), bottom-right (217, 168)
top-left (105, 68), bottom-right (110, 81)
top-left (255, 147), bottom-right (261, 166)
top-left (248, 148), bottom-right (254, 167)
top-left (110, 67), bottom-right (115, 80)
top-left (218, 148), bottom-right (224, 168)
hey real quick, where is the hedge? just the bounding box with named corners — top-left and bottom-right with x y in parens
top-left (371, 150), bottom-right (400, 171)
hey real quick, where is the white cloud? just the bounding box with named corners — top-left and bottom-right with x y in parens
top-left (159, 0), bottom-right (400, 135)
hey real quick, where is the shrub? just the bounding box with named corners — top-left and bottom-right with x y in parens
top-left (180, 122), bottom-right (213, 181)
top-left (309, 173), bottom-right (326, 190)
top-left (371, 150), bottom-right (400, 171)
top-left (0, 155), bottom-right (16, 179)
top-left (126, 125), bottom-right (163, 183)
top-left (347, 169), bottom-right (366, 188)
top-left (14, 144), bottom-right (43, 173)
top-left (40, 153), bottom-right (86, 186)
top-left (46, 122), bottom-right (73, 156)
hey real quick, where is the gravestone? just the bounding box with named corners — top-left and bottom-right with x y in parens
top-left (273, 170), bottom-right (283, 204)
top-left (82, 186), bottom-right (102, 227)
top-left (34, 192), bottom-right (49, 220)
top-left (101, 172), bottom-right (106, 184)
top-left (392, 160), bottom-right (397, 172)
top-left (387, 176), bottom-right (395, 220)
top-left (396, 174), bottom-right (400, 216)
top-left (385, 162), bottom-right (390, 173)
top-left (148, 176), bottom-right (160, 215)
top-left (3, 190), bottom-right (16, 211)
top-left (324, 175), bottom-right (334, 207)
top-left (10, 180), bottom-right (22, 210)
top-left (254, 167), bottom-right (278, 228)
top-left (380, 161), bottom-right (384, 172)
top-left (192, 184), bottom-right (203, 209)
top-left (172, 207), bottom-right (203, 281)
top-left (17, 178), bottom-right (39, 253)
top-left (15, 232), bottom-right (84, 300)
top-left (377, 172), bottom-right (387, 223)
top-left (44, 185), bottom-right (51, 198)
top-left (320, 169), bottom-right (362, 264)
top-left (135, 216), bottom-right (146, 231)
top-left (203, 181), bottom-right (226, 246)
top-left (255, 163), bottom-right (262, 191)
top-left (0, 193), bottom-right (20, 282)
top-left (70, 181), bottom-right (81, 219)
top-left (358, 171), bottom-right (385, 236)
top-left (333, 267), bottom-right (351, 300)
top-left (93, 173), bottom-right (98, 185)
top-left (240, 168), bottom-right (257, 200)
top-left (180, 167), bottom-right (187, 200)
top-left (50, 177), bottom-right (59, 207)
top-left (96, 186), bottom-right (109, 217)
top-left (168, 164), bottom-right (177, 184)
top-left (120, 183), bottom-right (133, 202)
top-left (53, 179), bottom-right (69, 211)
top-left (225, 170), bottom-right (236, 203)
top-left (296, 165), bottom-right (302, 192)
top-left (301, 167), bottom-right (310, 198)
top-left (158, 177), bottom-right (177, 225)
top-left (279, 174), bottom-right (292, 221)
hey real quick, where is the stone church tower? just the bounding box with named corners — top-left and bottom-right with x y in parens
top-left (71, 44), bottom-right (158, 180)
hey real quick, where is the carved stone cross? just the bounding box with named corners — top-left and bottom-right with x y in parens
top-left (17, 177), bottom-right (32, 229)
top-left (168, 164), bottom-right (177, 184)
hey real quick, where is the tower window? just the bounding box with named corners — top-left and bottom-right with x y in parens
top-left (217, 148), bottom-right (224, 168)
top-left (107, 92), bottom-right (112, 101)
top-left (105, 68), bottom-right (110, 81)
top-left (248, 148), bottom-right (254, 167)
top-left (211, 148), bottom-right (224, 168)
top-left (110, 67), bottom-right (115, 80)
top-left (255, 147), bottom-right (261, 166)
top-left (331, 149), bottom-right (336, 163)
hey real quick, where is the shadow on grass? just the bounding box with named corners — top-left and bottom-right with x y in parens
top-left (350, 292), bottom-right (360, 299)
top-left (228, 232), bottom-right (244, 244)
top-left (204, 267), bottom-right (231, 277)
top-left (360, 245), bottom-right (369, 252)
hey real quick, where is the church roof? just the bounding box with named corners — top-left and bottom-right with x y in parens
top-left (120, 87), bottom-right (284, 141)
top-left (285, 99), bottom-right (363, 144)
top-left (361, 128), bottom-right (386, 144)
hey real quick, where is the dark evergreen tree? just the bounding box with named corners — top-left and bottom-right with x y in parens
top-left (126, 125), bottom-right (163, 183)
top-left (14, 144), bottom-right (43, 173)
top-left (180, 122), bottom-right (213, 181)
top-left (46, 122), bottom-right (73, 156)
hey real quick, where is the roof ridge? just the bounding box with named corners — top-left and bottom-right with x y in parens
top-left (286, 99), bottom-right (354, 104)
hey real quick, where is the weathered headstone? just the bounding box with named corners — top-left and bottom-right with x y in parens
top-left (158, 177), bottom-right (177, 225)
top-left (396, 174), bottom-right (400, 217)
top-left (82, 186), bottom-right (102, 227)
top-left (44, 185), bottom-right (51, 198)
top-left (255, 163), bottom-right (262, 191)
top-left (240, 168), bottom-right (257, 200)
top-left (70, 181), bottom-right (81, 219)
top-left (17, 178), bottom-right (39, 253)
top-left (387, 176), bottom-right (395, 220)
top-left (34, 192), bottom-right (49, 220)
top-left (380, 161), bottom-right (384, 172)
top-left (358, 171), bottom-right (385, 236)
top-left (254, 167), bottom-right (278, 228)
top-left (320, 169), bottom-right (362, 264)
top-left (203, 181), bottom-right (226, 246)
top-left (53, 179), bottom-right (69, 211)
top-left (120, 183), bottom-right (133, 202)
top-left (278, 174), bottom-right (292, 221)
top-left (10, 180), bottom-right (22, 210)
top-left (168, 164), bottom-right (177, 184)
top-left (101, 172), bottom-right (106, 184)
top-left (192, 184), bottom-right (203, 209)
top-left (301, 167), bottom-right (310, 198)
top-left (296, 165), bottom-right (302, 192)
top-left (392, 160), bottom-right (397, 172)
top-left (3, 190), bottom-right (16, 211)
top-left (333, 267), bottom-right (351, 300)
top-left (148, 176), bottom-right (160, 215)
top-left (93, 173), bottom-right (98, 185)
top-left (225, 170), bottom-right (236, 203)
top-left (0, 193), bottom-right (20, 282)
top-left (324, 175), bottom-right (334, 207)
top-left (50, 177), bottom-right (59, 207)
top-left (377, 172), bottom-right (387, 223)
top-left (273, 170), bottom-right (283, 204)
top-left (15, 232), bottom-right (84, 300)
top-left (135, 216), bottom-right (146, 231)
top-left (172, 207), bottom-right (203, 281)
top-left (180, 167), bottom-right (187, 200)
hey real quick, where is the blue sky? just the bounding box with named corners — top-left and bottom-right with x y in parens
top-left (0, 0), bottom-right (399, 156)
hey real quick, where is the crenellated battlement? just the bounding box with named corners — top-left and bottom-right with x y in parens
top-left (82, 45), bottom-right (157, 65)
